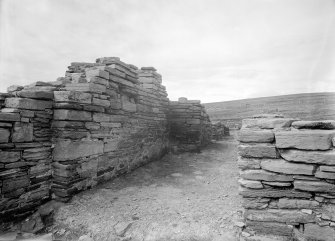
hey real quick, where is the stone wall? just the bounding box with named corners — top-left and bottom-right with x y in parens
top-left (168, 97), bottom-right (212, 152)
top-left (0, 57), bottom-right (213, 226)
top-left (0, 86), bottom-right (54, 223)
top-left (212, 121), bottom-right (229, 141)
top-left (237, 114), bottom-right (335, 240)
top-left (51, 57), bottom-right (170, 201)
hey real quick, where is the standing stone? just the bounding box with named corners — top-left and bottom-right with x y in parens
top-left (275, 130), bottom-right (335, 150)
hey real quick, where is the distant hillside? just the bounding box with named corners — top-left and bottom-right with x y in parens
top-left (203, 92), bottom-right (335, 129)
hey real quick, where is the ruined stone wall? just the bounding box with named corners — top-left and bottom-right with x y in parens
top-left (211, 121), bottom-right (229, 141)
top-left (51, 57), bottom-right (170, 201)
top-left (168, 97), bottom-right (212, 152)
top-left (0, 86), bottom-right (55, 223)
top-left (237, 115), bottom-right (335, 240)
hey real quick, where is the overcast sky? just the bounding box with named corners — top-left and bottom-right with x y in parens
top-left (1, 0), bottom-right (335, 102)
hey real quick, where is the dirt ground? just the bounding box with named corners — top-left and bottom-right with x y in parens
top-left (51, 132), bottom-right (242, 241)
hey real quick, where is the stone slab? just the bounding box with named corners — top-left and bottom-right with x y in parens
top-left (275, 198), bottom-right (319, 209)
top-left (240, 169), bottom-right (293, 182)
top-left (239, 187), bottom-right (312, 198)
top-left (0, 151), bottom-right (20, 163)
top-left (244, 209), bottom-right (315, 224)
top-left (17, 90), bottom-right (54, 100)
top-left (53, 109), bottom-right (92, 121)
top-left (238, 129), bottom-right (274, 143)
top-left (12, 123), bottom-right (33, 142)
top-left (0, 113), bottom-right (20, 122)
top-left (237, 157), bottom-right (261, 170)
top-left (54, 91), bottom-right (92, 104)
top-left (261, 159), bottom-right (315, 175)
top-left (280, 149), bottom-right (335, 165)
top-left (239, 179), bottom-right (263, 189)
top-left (294, 180), bottom-right (335, 193)
top-left (320, 165), bottom-right (335, 172)
top-left (246, 221), bottom-right (293, 236)
top-left (238, 144), bottom-right (278, 158)
top-left (292, 120), bottom-right (335, 130)
top-left (275, 130), bottom-right (335, 150)
top-left (315, 170), bottom-right (335, 179)
top-left (242, 118), bottom-right (295, 129)
top-left (53, 140), bottom-right (104, 161)
top-left (303, 223), bottom-right (335, 241)
top-left (5, 98), bottom-right (52, 110)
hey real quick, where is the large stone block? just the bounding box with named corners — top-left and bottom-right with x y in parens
top-left (261, 159), bottom-right (315, 175)
top-left (315, 170), bottom-right (335, 179)
top-left (237, 157), bottom-right (261, 170)
top-left (54, 109), bottom-right (92, 121)
top-left (303, 224), bottom-right (335, 241)
top-left (54, 91), bottom-right (92, 104)
top-left (240, 169), bottom-right (293, 182)
top-left (17, 90), bottom-right (54, 100)
top-left (280, 149), bottom-right (335, 165)
top-left (85, 69), bottom-right (109, 80)
top-left (242, 118), bottom-right (295, 129)
top-left (294, 180), bottom-right (335, 193)
top-left (2, 175), bottom-right (29, 193)
top-left (275, 130), bottom-right (335, 150)
top-left (53, 140), bottom-right (104, 161)
top-left (238, 129), bottom-right (274, 143)
top-left (238, 144), bottom-right (278, 158)
top-left (238, 179), bottom-right (263, 189)
top-left (246, 221), bottom-right (293, 236)
top-left (244, 209), bottom-right (315, 224)
top-left (12, 123), bottom-right (33, 142)
top-left (292, 120), bottom-right (335, 130)
top-left (5, 98), bottom-right (52, 110)
top-left (0, 128), bottom-right (10, 143)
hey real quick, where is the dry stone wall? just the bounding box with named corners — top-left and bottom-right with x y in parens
top-left (168, 97), bottom-right (212, 152)
top-left (0, 86), bottom-right (55, 223)
top-left (51, 57), bottom-right (170, 201)
top-left (211, 121), bottom-right (229, 141)
top-left (0, 57), bottom-right (213, 225)
top-left (237, 115), bottom-right (335, 240)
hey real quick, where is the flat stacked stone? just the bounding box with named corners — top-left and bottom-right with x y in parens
top-left (237, 115), bottom-right (335, 240)
top-left (51, 57), bottom-right (170, 202)
top-left (168, 97), bottom-right (212, 152)
top-left (0, 82), bottom-right (59, 224)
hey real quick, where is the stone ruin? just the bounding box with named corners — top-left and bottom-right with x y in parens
top-left (0, 57), bottom-right (212, 228)
top-left (211, 121), bottom-right (230, 141)
top-left (237, 114), bottom-right (335, 241)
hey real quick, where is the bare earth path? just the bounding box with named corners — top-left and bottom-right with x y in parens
top-left (53, 134), bottom-right (242, 241)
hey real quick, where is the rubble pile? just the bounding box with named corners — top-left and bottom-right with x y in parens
top-left (237, 114), bottom-right (335, 240)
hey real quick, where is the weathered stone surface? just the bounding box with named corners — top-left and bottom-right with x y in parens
top-left (239, 187), bottom-right (312, 198)
top-left (54, 91), bottom-right (92, 104)
top-left (275, 130), bottom-right (335, 150)
top-left (275, 198), bottom-right (319, 209)
top-left (294, 180), bottom-right (335, 193)
top-left (242, 118), bottom-right (295, 129)
top-left (0, 112), bottom-right (20, 122)
top-left (104, 139), bottom-right (119, 152)
top-left (242, 198), bottom-right (270, 209)
top-left (0, 151), bottom-right (20, 163)
top-left (240, 169), bottom-right (293, 182)
top-left (53, 140), bottom-right (104, 161)
top-left (292, 120), bottom-right (335, 130)
top-left (262, 181), bottom-right (292, 187)
top-left (320, 165), bottom-right (335, 172)
top-left (0, 128), bottom-right (10, 143)
top-left (85, 68), bottom-right (109, 80)
top-left (303, 223), bottom-right (335, 241)
top-left (244, 209), bottom-right (315, 224)
top-left (2, 175), bottom-right (29, 193)
top-left (280, 149), bottom-right (335, 165)
top-left (239, 179), bottom-right (264, 189)
top-left (17, 90), bottom-right (54, 100)
top-left (238, 144), bottom-right (278, 158)
top-left (54, 109), bottom-right (92, 121)
top-left (315, 170), bottom-right (335, 179)
top-left (246, 221), bottom-right (293, 236)
top-left (238, 129), bottom-right (274, 143)
top-left (260, 159), bottom-right (315, 175)
top-left (5, 98), bottom-right (52, 110)
top-left (12, 123), bottom-right (33, 142)
top-left (237, 157), bottom-right (261, 170)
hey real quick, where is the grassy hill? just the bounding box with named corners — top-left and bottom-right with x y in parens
top-left (203, 92), bottom-right (335, 129)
